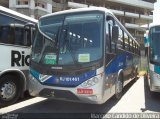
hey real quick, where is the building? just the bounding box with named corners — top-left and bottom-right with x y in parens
top-left (52, 0), bottom-right (68, 12)
top-left (0, 0), bottom-right (52, 19)
top-left (0, 0), bottom-right (9, 7)
top-left (52, 0), bottom-right (156, 47)
top-left (8, 0), bottom-right (52, 19)
top-left (0, 0), bottom-right (53, 19)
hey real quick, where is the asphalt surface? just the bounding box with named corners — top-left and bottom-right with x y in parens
top-left (0, 76), bottom-right (160, 118)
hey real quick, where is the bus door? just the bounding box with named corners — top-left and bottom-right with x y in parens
top-left (123, 33), bottom-right (133, 81)
top-left (105, 15), bottom-right (119, 95)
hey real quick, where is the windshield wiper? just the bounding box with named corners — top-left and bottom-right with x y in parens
top-left (37, 31), bottom-right (57, 63)
top-left (38, 36), bottom-right (53, 63)
top-left (61, 27), bottom-right (79, 66)
top-left (54, 28), bottom-right (60, 47)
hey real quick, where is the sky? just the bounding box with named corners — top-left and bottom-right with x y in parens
top-left (153, 0), bottom-right (160, 23)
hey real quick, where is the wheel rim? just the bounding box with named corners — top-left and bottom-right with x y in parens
top-left (0, 82), bottom-right (16, 101)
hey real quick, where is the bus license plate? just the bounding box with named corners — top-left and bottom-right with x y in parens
top-left (77, 88), bottom-right (93, 94)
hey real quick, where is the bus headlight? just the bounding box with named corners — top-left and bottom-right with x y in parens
top-left (81, 77), bottom-right (99, 88)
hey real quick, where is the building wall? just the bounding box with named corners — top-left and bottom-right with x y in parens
top-left (0, 0), bottom-right (9, 7)
top-left (9, 0), bottom-right (52, 19)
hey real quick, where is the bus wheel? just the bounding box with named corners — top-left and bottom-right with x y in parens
top-left (115, 75), bottom-right (123, 99)
top-left (0, 75), bottom-right (21, 107)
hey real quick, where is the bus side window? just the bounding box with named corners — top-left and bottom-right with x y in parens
top-left (128, 36), bottom-right (130, 51)
top-left (131, 40), bottom-right (134, 53)
top-left (129, 38), bottom-right (132, 52)
top-left (106, 16), bottom-right (116, 53)
top-left (133, 42), bottom-right (135, 53)
top-left (0, 26), bottom-right (14, 44)
top-left (24, 28), bottom-right (31, 46)
top-left (134, 42), bottom-right (137, 54)
top-left (124, 32), bottom-right (129, 51)
top-left (14, 26), bottom-right (24, 46)
top-left (105, 20), bottom-right (109, 53)
top-left (117, 27), bottom-right (123, 49)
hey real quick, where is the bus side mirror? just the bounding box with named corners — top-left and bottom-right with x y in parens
top-left (112, 26), bottom-right (119, 43)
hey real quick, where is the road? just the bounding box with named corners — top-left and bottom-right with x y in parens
top-left (0, 76), bottom-right (160, 118)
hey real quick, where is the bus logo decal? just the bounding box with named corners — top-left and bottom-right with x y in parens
top-left (11, 50), bottom-right (30, 67)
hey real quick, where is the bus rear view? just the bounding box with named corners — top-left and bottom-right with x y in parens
top-left (148, 24), bottom-right (160, 92)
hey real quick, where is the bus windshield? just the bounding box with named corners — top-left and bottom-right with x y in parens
top-left (31, 12), bottom-right (103, 67)
top-left (150, 26), bottom-right (160, 64)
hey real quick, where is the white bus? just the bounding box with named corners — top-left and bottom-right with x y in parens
top-left (29, 7), bottom-right (140, 104)
top-left (147, 23), bottom-right (160, 93)
top-left (0, 6), bottom-right (37, 106)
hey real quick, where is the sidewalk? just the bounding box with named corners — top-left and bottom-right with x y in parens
top-left (108, 76), bottom-right (156, 113)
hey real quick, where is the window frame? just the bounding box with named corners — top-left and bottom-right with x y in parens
top-left (106, 15), bottom-right (116, 53)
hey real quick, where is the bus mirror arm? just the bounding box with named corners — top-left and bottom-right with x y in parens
top-left (112, 26), bottom-right (119, 43)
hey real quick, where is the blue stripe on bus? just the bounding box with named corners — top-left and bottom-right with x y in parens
top-left (105, 53), bottom-right (131, 75)
top-left (44, 70), bottom-right (96, 86)
top-left (30, 68), bottom-right (96, 87)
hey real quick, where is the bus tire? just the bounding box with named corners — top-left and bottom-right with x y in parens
top-left (115, 74), bottom-right (123, 100)
top-left (0, 75), bottom-right (21, 107)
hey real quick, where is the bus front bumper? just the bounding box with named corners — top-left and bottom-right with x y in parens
top-left (28, 75), bottom-right (104, 104)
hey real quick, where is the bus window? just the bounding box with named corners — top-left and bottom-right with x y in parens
top-left (135, 44), bottom-right (137, 54)
top-left (129, 38), bottom-right (132, 52)
top-left (117, 27), bottom-right (123, 49)
top-left (0, 26), bottom-right (14, 44)
top-left (14, 26), bottom-right (24, 45)
top-left (107, 17), bottom-right (116, 53)
top-left (24, 27), bottom-right (34, 46)
top-left (135, 42), bottom-right (137, 54)
top-left (136, 44), bottom-right (138, 54)
top-left (128, 37), bottom-right (130, 51)
top-left (133, 42), bottom-right (135, 53)
top-left (131, 40), bottom-right (134, 53)
top-left (105, 18), bottom-right (110, 53)
top-left (124, 32), bottom-right (129, 51)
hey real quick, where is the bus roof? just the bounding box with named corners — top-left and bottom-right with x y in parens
top-left (40, 7), bottom-right (113, 19)
top-left (0, 5), bottom-right (38, 23)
